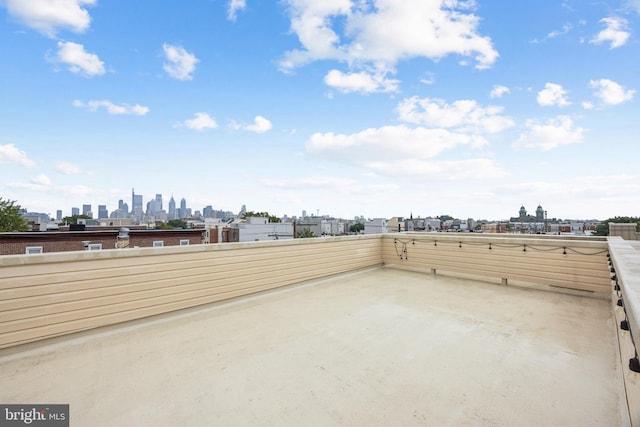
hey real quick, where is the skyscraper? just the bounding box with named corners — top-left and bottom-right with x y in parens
top-left (179, 198), bottom-right (187, 218)
top-left (131, 189), bottom-right (143, 212)
top-left (98, 205), bottom-right (108, 219)
top-left (168, 196), bottom-right (176, 220)
top-left (131, 188), bottom-right (144, 221)
top-left (82, 204), bottom-right (92, 218)
top-left (71, 207), bottom-right (79, 216)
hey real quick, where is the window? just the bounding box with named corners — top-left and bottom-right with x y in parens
top-left (179, 239), bottom-right (190, 246)
top-left (26, 246), bottom-right (43, 255)
top-left (88, 243), bottom-right (102, 251)
top-left (153, 241), bottom-right (164, 247)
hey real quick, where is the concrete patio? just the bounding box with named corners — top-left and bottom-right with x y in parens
top-left (0, 267), bottom-right (628, 426)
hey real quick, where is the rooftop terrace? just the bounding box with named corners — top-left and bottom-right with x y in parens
top-left (0, 233), bottom-right (638, 425)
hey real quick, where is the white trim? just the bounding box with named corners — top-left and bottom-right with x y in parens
top-left (179, 239), bottom-right (190, 246)
top-left (25, 246), bottom-right (43, 254)
top-left (153, 240), bottom-right (164, 247)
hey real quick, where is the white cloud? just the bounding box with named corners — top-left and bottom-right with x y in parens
top-left (589, 79), bottom-right (635, 105)
top-left (397, 97), bottom-right (514, 134)
top-left (304, 124), bottom-right (504, 180)
top-left (261, 176), bottom-right (357, 189)
top-left (245, 116), bottom-right (272, 133)
top-left (58, 184), bottom-right (93, 197)
top-left (279, 0), bottom-right (498, 87)
top-left (547, 23), bottom-right (572, 39)
top-left (420, 72), bottom-right (436, 85)
top-left (490, 85), bottom-right (510, 99)
top-left (4, 0), bottom-right (95, 37)
top-left (362, 158), bottom-right (507, 180)
top-left (536, 83), bottom-right (570, 107)
top-left (227, 0), bottom-right (246, 21)
top-left (513, 116), bottom-right (585, 151)
top-left (582, 101), bottom-right (594, 110)
top-left (0, 144), bottom-right (35, 167)
top-left (499, 174), bottom-right (640, 216)
top-left (7, 174), bottom-right (52, 191)
top-left (324, 69), bottom-right (399, 94)
top-left (590, 17), bottom-right (630, 49)
top-left (306, 125), bottom-right (484, 162)
top-left (31, 173), bottom-right (51, 186)
top-left (162, 43), bottom-right (199, 80)
top-left (54, 41), bottom-right (105, 77)
top-left (55, 161), bottom-right (83, 174)
top-left (625, 0), bottom-right (640, 13)
top-left (182, 112), bottom-right (218, 130)
top-left (260, 176), bottom-right (401, 195)
top-left (73, 99), bottom-right (149, 115)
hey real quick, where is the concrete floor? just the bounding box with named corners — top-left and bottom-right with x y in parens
top-left (0, 267), bottom-right (629, 426)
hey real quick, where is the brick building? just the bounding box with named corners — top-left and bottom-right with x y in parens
top-left (0, 228), bottom-right (205, 256)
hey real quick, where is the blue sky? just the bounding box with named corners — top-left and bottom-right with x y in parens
top-left (1, 0), bottom-right (639, 221)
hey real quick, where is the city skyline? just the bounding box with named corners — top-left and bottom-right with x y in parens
top-left (48, 191), bottom-right (574, 223)
top-left (1, 1), bottom-right (639, 220)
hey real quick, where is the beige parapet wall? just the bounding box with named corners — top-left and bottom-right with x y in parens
top-left (0, 235), bottom-right (382, 349)
top-left (0, 233), bottom-right (611, 350)
top-left (382, 233), bottom-right (610, 295)
top-left (608, 236), bottom-right (640, 423)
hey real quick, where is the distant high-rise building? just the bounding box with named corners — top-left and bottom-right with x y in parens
top-left (131, 188), bottom-right (144, 221)
top-left (146, 193), bottom-right (163, 217)
top-left (98, 205), bottom-right (108, 219)
top-left (71, 207), bottom-right (79, 216)
top-left (56, 210), bottom-right (62, 221)
top-left (302, 210), bottom-right (307, 219)
top-left (132, 189), bottom-right (143, 212)
top-left (168, 196), bottom-right (176, 220)
top-left (122, 202), bottom-right (129, 215)
top-left (82, 204), bottom-right (92, 218)
top-left (180, 198), bottom-right (187, 218)
top-left (203, 205), bottom-right (213, 218)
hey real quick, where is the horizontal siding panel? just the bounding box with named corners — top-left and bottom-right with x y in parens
top-left (0, 237), bottom-right (382, 348)
top-left (0, 234), bottom-right (611, 349)
top-left (0, 239), bottom-right (380, 289)
top-left (381, 235), bottom-right (609, 294)
top-left (0, 239), bottom-right (379, 296)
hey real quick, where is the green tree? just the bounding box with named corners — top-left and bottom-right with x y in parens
top-left (349, 222), bottom-right (364, 233)
top-left (61, 214), bottom-right (91, 225)
top-left (296, 228), bottom-right (317, 238)
top-left (242, 211), bottom-right (281, 223)
top-left (166, 219), bottom-right (189, 229)
top-left (0, 197), bottom-right (30, 232)
top-left (593, 216), bottom-right (640, 236)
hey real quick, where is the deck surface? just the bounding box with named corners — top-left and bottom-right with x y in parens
top-left (0, 267), bottom-right (628, 426)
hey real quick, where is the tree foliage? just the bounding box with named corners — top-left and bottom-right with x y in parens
top-left (61, 214), bottom-right (91, 225)
top-left (242, 211), bottom-right (281, 223)
top-left (161, 219), bottom-right (189, 230)
top-left (0, 197), bottom-right (30, 232)
top-left (593, 216), bottom-right (640, 236)
top-left (349, 222), bottom-right (364, 233)
top-left (296, 228), bottom-right (317, 238)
